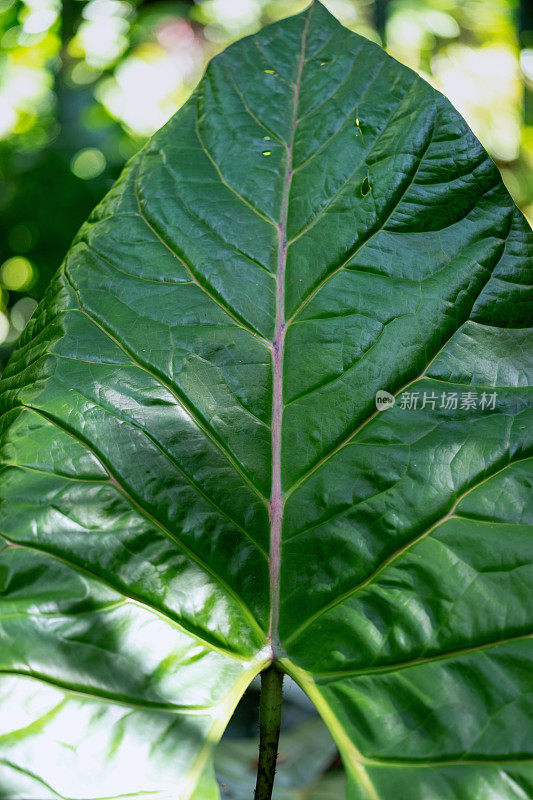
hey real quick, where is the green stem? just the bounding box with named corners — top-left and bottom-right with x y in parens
top-left (254, 666), bottom-right (284, 800)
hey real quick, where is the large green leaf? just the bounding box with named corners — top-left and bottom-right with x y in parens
top-left (0, 2), bottom-right (532, 798)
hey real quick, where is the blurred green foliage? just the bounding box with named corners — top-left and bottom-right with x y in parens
top-left (0, 0), bottom-right (532, 368)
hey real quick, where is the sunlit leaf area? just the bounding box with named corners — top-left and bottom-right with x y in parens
top-left (0, 0), bottom-right (531, 365)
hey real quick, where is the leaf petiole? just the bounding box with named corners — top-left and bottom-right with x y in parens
top-left (253, 665), bottom-right (284, 800)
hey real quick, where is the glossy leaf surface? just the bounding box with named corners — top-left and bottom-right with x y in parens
top-left (0, 3), bottom-right (532, 798)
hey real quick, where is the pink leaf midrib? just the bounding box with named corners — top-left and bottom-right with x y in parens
top-left (268, 5), bottom-right (313, 655)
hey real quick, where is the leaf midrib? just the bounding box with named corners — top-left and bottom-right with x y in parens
top-left (268, 5), bottom-right (313, 655)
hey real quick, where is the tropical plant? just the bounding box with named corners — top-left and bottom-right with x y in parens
top-left (0, 3), bottom-right (531, 799)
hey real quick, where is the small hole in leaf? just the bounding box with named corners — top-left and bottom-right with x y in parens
top-left (264, 69), bottom-right (275, 74)
top-left (262, 150), bottom-right (272, 156)
top-left (264, 136), bottom-right (271, 141)
top-left (361, 176), bottom-right (371, 196)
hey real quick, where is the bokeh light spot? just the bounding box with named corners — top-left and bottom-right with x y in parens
top-left (23, 9), bottom-right (58, 35)
top-left (10, 297), bottom-right (38, 331)
top-left (8, 224), bottom-right (35, 253)
top-left (0, 256), bottom-right (35, 290)
top-left (70, 148), bottom-right (106, 179)
top-left (0, 98), bottom-right (17, 139)
top-left (0, 311), bottom-right (10, 345)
